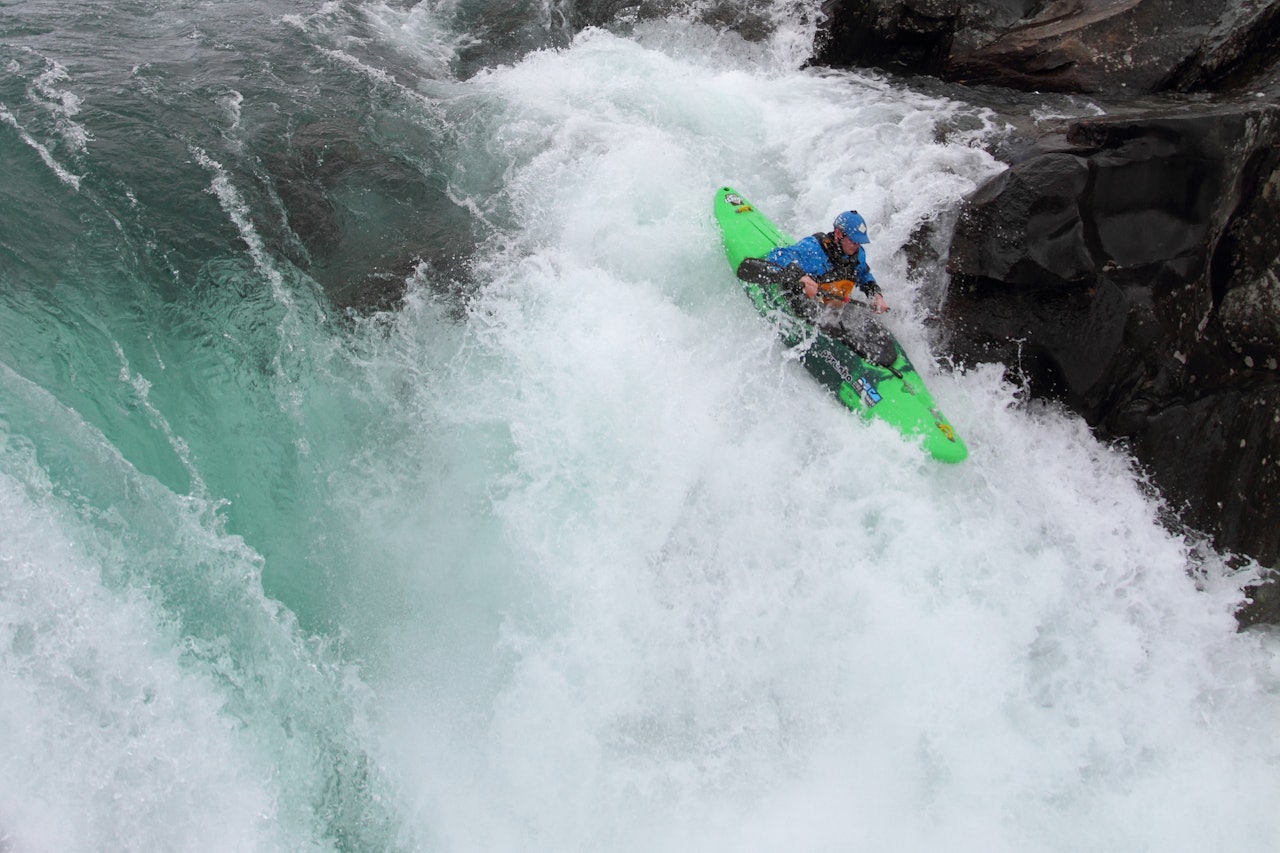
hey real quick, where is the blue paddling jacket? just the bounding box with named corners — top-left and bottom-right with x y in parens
top-left (766, 232), bottom-right (882, 298)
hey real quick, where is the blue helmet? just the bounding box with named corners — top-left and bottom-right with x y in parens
top-left (833, 210), bottom-right (870, 244)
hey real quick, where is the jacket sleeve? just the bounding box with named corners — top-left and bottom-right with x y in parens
top-left (854, 250), bottom-right (881, 297)
top-left (766, 237), bottom-right (830, 277)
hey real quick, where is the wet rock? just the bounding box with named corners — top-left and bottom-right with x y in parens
top-left (943, 0), bottom-right (1224, 95)
top-left (1135, 384), bottom-right (1280, 565)
top-left (1238, 576), bottom-right (1280, 629)
top-left (943, 102), bottom-right (1280, 588)
top-left (815, 0), bottom-right (1280, 96)
top-left (947, 151), bottom-right (1093, 288)
top-left (1213, 149), bottom-right (1280, 362)
top-left (816, 0), bottom-right (961, 75)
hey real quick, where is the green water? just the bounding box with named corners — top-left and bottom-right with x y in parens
top-left (4, 1), bottom-right (1279, 851)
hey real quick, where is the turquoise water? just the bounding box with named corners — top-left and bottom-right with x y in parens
top-left (3, 2), bottom-right (1279, 850)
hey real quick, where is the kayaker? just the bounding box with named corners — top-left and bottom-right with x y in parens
top-left (765, 210), bottom-right (889, 314)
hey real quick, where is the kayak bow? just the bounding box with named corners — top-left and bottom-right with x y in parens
top-left (713, 186), bottom-right (967, 463)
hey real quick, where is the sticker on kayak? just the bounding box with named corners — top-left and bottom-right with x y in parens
top-left (853, 375), bottom-right (882, 407)
top-left (724, 193), bottom-right (745, 206)
top-left (930, 408), bottom-right (957, 442)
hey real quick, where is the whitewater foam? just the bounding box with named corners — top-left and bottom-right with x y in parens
top-left (2, 3), bottom-right (1278, 851)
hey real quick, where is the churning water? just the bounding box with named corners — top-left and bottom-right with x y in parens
top-left (2, 1), bottom-right (1278, 850)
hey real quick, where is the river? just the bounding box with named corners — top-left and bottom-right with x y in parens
top-left (2, 0), bottom-right (1278, 850)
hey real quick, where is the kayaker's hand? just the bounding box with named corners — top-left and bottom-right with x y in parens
top-left (801, 275), bottom-right (819, 299)
top-left (870, 293), bottom-right (889, 313)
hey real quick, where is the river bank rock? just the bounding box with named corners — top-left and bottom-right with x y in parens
top-left (940, 102), bottom-right (1280, 621)
top-left (816, 0), bottom-right (1280, 96)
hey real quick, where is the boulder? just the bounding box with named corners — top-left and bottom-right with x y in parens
top-left (947, 151), bottom-right (1094, 288)
top-left (1213, 150), bottom-right (1280, 363)
top-left (815, 0), bottom-right (1280, 96)
top-left (816, 0), bottom-right (963, 75)
top-left (944, 0), bottom-right (1225, 94)
top-left (943, 102), bottom-right (1280, 577)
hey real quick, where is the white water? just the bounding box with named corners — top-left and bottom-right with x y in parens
top-left (344, 21), bottom-right (1280, 852)
top-left (3, 10), bottom-right (1279, 853)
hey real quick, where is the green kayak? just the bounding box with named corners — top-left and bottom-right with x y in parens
top-left (713, 186), bottom-right (967, 463)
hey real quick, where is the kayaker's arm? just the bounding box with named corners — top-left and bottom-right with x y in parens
top-left (737, 258), bottom-right (888, 311)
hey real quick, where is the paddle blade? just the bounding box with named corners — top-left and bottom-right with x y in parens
top-left (736, 257), bottom-right (801, 285)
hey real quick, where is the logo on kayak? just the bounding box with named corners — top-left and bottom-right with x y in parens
top-left (816, 348), bottom-right (852, 385)
top-left (931, 409), bottom-right (956, 442)
top-left (724, 193), bottom-right (745, 206)
top-left (853, 375), bottom-right (882, 407)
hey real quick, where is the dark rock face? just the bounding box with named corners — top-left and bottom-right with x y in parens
top-left (944, 0), bottom-right (1223, 94)
top-left (817, 0), bottom-right (962, 75)
top-left (943, 104), bottom-right (1280, 578)
top-left (1214, 150), bottom-right (1280, 361)
top-left (816, 0), bottom-right (1280, 96)
top-left (947, 152), bottom-right (1093, 288)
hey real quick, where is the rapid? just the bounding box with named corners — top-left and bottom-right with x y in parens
top-left (2, 0), bottom-right (1278, 850)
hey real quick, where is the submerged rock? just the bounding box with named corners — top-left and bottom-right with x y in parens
top-left (266, 120), bottom-right (479, 315)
